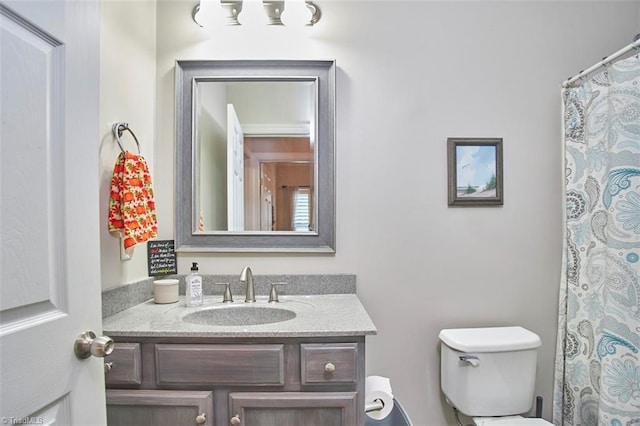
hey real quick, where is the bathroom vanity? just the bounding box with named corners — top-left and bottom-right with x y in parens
top-left (102, 293), bottom-right (376, 426)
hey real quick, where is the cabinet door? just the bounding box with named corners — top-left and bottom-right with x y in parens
top-left (107, 389), bottom-right (213, 426)
top-left (229, 392), bottom-right (357, 426)
top-left (105, 343), bottom-right (142, 387)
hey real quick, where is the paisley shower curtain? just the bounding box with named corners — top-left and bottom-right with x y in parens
top-left (553, 54), bottom-right (640, 425)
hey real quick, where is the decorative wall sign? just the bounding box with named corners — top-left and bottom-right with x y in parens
top-left (447, 138), bottom-right (503, 207)
top-left (147, 240), bottom-right (178, 276)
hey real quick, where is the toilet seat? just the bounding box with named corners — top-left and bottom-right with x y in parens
top-left (473, 415), bottom-right (553, 425)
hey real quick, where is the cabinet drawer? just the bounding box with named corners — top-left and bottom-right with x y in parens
top-left (301, 343), bottom-right (357, 385)
top-left (105, 343), bottom-right (142, 386)
top-left (155, 344), bottom-right (285, 386)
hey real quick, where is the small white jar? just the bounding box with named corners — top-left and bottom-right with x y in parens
top-left (153, 279), bottom-right (179, 304)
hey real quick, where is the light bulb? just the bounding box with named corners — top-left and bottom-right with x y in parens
top-left (239, 0), bottom-right (267, 26)
top-left (193, 0), bottom-right (225, 27)
top-left (282, 0), bottom-right (311, 26)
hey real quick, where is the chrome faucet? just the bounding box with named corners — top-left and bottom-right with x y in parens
top-left (240, 266), bottom-right (255, 303)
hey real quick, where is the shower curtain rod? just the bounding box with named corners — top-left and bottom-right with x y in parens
top-left (562, 37), bottom-right (640, 88)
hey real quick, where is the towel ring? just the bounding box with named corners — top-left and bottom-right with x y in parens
top-left (112, 122), bottom-right (141, 154)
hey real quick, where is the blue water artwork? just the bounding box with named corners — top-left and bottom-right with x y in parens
top-left (456, 145), bottom-right (497, 197)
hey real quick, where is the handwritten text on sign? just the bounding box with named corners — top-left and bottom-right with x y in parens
top-left (147, 240), bottom-right (177, 276)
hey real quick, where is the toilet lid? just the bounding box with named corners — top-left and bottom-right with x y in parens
top-left (473, 416), bottom-right (553, 426)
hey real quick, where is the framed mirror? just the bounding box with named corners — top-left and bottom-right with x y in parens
top-left (175, 60), bottom-right (335, 252)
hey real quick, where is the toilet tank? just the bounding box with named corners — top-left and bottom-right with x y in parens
top-left (439, 326), bottom-right (541, 417)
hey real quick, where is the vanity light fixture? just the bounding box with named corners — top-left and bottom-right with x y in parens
top-left (192, 0), bottom-right (229, 25)
top-left (281, 0), bottom-right (310, 27)
top-left (238, 0), bottom-right (268, 26)
top-left (192, 0), bottom-right (320, 27)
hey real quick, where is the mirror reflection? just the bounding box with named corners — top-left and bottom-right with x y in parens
top-left (194, 80), bottom-right (316, 233)
top-left (175, 60), bottom-right (335, 252)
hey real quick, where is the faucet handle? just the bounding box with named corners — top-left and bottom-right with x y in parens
top-left (213, 282), bottom-right (233, 303)
top-left (268, 282), bottom-right (287, 303)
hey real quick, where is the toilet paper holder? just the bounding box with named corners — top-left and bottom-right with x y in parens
top-left (365, 399), bottom-right (385, 413)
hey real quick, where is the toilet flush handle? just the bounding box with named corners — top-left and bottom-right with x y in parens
top-left (459, 354), bottom-right (480, 367)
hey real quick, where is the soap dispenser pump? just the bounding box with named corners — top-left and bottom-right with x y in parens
top-left (186, 262), bottom-right (203, 306)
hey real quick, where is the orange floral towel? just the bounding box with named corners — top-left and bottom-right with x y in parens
top-left (108, 151), bottom-right (157, 254)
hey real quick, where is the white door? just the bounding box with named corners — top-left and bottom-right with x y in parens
top-left (227, 104), bottom-right (245, 231)
top-left (261, 192), bottom-right (273, 231)
top-left (0, 1), bottom-right (106, 424)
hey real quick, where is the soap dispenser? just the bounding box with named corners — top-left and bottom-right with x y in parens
top-left (186, 262), bottom-right (203, 306)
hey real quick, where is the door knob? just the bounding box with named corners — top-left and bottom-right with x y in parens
top-left (74, 331), bottom-right (114, 359)
top-left (230, 415), bottom-right (241, 425)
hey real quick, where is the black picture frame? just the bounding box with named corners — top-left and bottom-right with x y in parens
top-left (447, 138), bottom-right (503, 207)
top-left (147, 240), bottom-right (178, 276)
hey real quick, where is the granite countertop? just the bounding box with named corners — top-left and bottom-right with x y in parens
top-left (102, 294), bottom-right (377, 338)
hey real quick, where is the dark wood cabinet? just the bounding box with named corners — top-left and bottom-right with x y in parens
top-left (105, 337), bottom-right (365, 426)
top-left (155, 344), bottom-right (285, 386)
top-left (106, 389), bottom-right (213, 426)
top-left (229, 391), bottom-right (357, 426)
top-left (104, 343), bottom-right (142, 386)
top-left (301, 343), bottom-right (358, 385)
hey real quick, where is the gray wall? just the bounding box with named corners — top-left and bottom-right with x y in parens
top-left (100, 1), bottom-right (639, 425)
top-left (100, 0), bottom-right (157, 288)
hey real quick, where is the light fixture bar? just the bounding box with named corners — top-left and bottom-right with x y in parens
top-left (192, 0), bottom-right (320, 27)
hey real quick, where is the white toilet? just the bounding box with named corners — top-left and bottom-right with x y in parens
top-left (439, 326), bottom-right (553, 425)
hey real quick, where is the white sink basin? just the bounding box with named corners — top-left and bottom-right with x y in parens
top-left (182, 305), bottom-right (296, 326)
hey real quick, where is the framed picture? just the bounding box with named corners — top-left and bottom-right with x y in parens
top-left (447, 138), bottom-right (503, 206)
